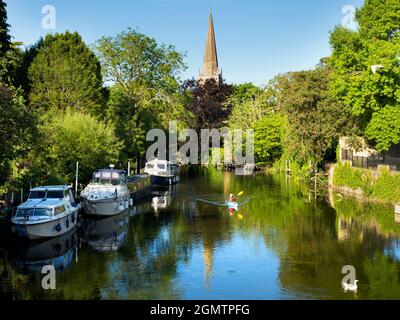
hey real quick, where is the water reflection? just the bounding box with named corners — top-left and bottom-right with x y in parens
top-left (8, 229), bottom-right (77, 273)
top-left (1, 169), bottom-right (400, 299)
top-left (80, 212), bottom-right (129, 252)
top-left (151, 185), bottom-right (177, 213)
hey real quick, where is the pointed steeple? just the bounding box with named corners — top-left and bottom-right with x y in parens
top-left (199, 9), bottom-right (221, 83)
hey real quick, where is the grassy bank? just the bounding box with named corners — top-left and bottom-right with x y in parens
top-left (333, 162), bottom-right (400, 204)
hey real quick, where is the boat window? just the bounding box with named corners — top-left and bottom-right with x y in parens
top-left (157, 164), bottom-right (166, 170)
top-left (91, 171), bottom-right (124, 184)
top-left (47, 190), bottom-right (64, 199)
top-left (15, 209), bottom-right (28, 217)
top-left (29, 191), bottom-right (46, 199)
top-left (111, 178), bottom-right (123, 186)
top-left (146, 164), bottom-right (154, 169)
top-left (31, 208), bottom-right (52, 217)
top-left (54, 206), bottom-right (66, 216)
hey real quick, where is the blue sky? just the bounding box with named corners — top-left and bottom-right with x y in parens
top-left (7, 0), bottom-right (364, 86)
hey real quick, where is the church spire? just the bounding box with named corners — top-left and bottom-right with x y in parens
top-left (199, 9), bottom-right (221, 83)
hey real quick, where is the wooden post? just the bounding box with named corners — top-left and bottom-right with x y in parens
top-left (128, 161), bottom-right (131, 176)
top-left (75, 161), bottom-right (79, 195)
top-left (20, 188), bottom-right (23, 204)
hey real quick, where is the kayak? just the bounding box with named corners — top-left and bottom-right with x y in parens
top-left (226, 201), bottom-right (239, 209)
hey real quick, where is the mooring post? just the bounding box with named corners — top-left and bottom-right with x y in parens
top-left (20, 188), bottom-right (23, 204)
top-left (75, 161), bottom-right (79, 196)
top-left (128, 161), bottom-right (131, 176)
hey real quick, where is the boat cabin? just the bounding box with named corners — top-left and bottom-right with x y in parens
top-left (90, 169), bottom-right (127, 186)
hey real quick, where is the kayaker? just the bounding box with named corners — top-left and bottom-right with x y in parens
top-left (229, 194), bottom-right (236, 203)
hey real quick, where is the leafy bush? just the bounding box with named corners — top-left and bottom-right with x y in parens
top-left (370, 169), bottom-right (400, 203)
top-left (333, 162), bottom-right (368, 192)
top-left (253, 113), bottom-right (285, 166)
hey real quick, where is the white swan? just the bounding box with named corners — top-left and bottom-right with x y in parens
top-left (342, 280), bottom-right (359, 292)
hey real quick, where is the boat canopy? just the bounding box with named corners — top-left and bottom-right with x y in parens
top-left (30, 185), bottom-right (72, 192)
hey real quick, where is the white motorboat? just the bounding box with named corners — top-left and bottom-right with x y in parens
top-left (12, 186), bottom-right (80, 240)
top-left (80, 167), bottom-right (130, 216)
top-left (144, 159), bottom-right (179, 186)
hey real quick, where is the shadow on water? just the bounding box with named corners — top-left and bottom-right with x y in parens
top-left (1, 167), bottom-right (400, 299)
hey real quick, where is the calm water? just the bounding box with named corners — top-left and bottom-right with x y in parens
top-left (1, 168), bottom-right (400, 300)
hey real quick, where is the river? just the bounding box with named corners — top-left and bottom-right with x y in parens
top-left (1, 167), bottom-right (400, 300)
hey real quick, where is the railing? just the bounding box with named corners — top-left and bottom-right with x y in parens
top-left (341, 149), bottom-right (400, 171)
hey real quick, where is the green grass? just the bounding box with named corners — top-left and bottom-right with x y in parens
top-left (333, 163), bottom-right (400, 204)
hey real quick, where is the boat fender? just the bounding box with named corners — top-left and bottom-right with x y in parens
top-left (55, 223), bottom-right (62, 233)
top-left (66, 219), bottom-right (70, 229)
top-left (71, 213), bottom-right (75, 223)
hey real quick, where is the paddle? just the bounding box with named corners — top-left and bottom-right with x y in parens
top-left (237, 191), bottom-right (244, 197)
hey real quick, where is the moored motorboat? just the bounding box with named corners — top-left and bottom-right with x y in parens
top-left (11, 186), bottom-right (80, 240)
top-left (80, 166), bottom-right (130, 216)
top-left (127, 173), bottom-right (152, 201)
top-left (144, 158), bottom-right (179, 186)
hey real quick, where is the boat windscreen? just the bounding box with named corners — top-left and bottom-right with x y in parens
top-left (15, 208), bottom-right (52, 217)
top-left (46, 190), bottom-right (64, 199)
top-left (29, 191), bottom-right (46, 199)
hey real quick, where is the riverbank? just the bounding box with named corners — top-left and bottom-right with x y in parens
top-left (329, 162), bottom-right (400, 206)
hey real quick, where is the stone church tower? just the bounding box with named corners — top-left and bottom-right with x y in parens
top-left (199, 10), bottom-right (221, 84)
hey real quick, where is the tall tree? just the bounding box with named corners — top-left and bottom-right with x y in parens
top-left (0, 0), bottom-right (37, 188)
top-left (96, 28), bottom-right (187, 168)
top-left (329, 0), bottom-right (400, 152)
top-left (0, 0), bottom-right (11, 57)
top-left (0, 85), bottom-right (36, 186)
top-left (277, 62), bottom-right (357, 165)
top-left (16, 110), bottom-right (122, 187)
top-left (253, 113), bottom-right (286, 166)
top-left (0, 0), bottom-right (21, 85)
top-left (28, 32), bottom-right (104, 114)
top-left (14, 38), bottom-right (44, 97)
top-left (227, 83), bottom-right (276, 131)
top-left (183, 78), bottom-right (233, 131)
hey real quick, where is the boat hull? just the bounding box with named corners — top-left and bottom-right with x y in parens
top-left (12, 210), bottom-right (79, 240)
top-left (81, 195), bottom-right (130, 216)
top-left (151, 175), bottom-right (179, 186)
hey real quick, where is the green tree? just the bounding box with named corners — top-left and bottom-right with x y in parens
top-left (0, 0), bottom-right (22, 85)
top-left (227, 83), bottom-right (276, 131)
top-left (278, 63), bottom-right (357, 165)
top-left (0, 85), bottom-right (36, 187)
top-left (0, 0), bottom-right (11, 57)
top-left (228, 82), bottom-right (263, 105)
top-left (96, 28), bottom-right (187, 169)
top-left (28, 32), bottom-right (104, 114)
top-left (253, 113), bottom-right (286, 166)
top-left (17, 110), bottom-right (122, 186)
top-left (14, 38), bottom-right (44, 97)
top-left (329, 0), bottom-right (400, 151)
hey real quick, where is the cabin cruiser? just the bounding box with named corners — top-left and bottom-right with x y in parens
top-left (144, 159), bottom-right (179, 186)
top-left (12, 186), bottom-right (80, 240)
top-left (127, 174), bottom-right (152, 201)
top-left (80, 167), bottom-right (130, 216)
